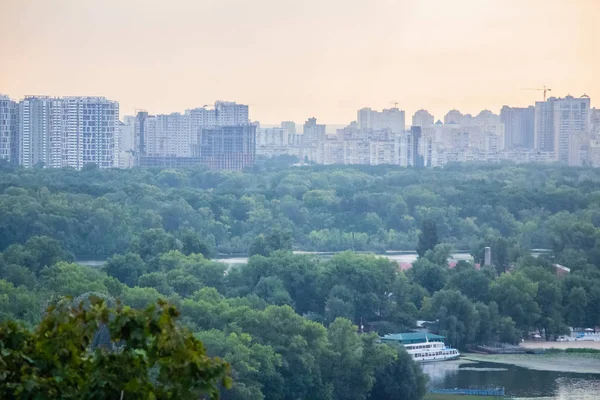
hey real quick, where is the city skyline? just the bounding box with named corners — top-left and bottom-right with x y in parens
top-left (1, 0), bottom-right (599, 124)
top-left (2, 91), bottom-right (595, 130)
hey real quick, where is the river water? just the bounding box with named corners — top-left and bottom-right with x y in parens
top-left (423, 360), bottom-right (600, 399)
top-left (79, 250), bottom-right (551, 268)
top-left (214, 251), bottom-right (475, 266)
top-left (77, 251), bottom-right (476, 268)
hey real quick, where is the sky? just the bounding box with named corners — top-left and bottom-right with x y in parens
top-left (1, 0), bottom-right (599, 125)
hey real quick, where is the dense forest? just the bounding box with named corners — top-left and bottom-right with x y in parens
top-left (2, 160), bottom-right (600, 399)
top-left (3, 159), bottom-right (600, 260)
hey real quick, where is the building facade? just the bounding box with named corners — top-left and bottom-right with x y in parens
top-left (412, 109), bottom-right (434, 127)
top-left (195, 125), bottom-right (256, 170)
top-left (500, 106), bottom-right (535, 149)
top-left (535, 95), bottom-right (591, 164)
top-left (281, 121), bottom-right (296, 135)
top-left (18, 96), bottom-right (64, 168)
top-left (357, 107), bottom-right (405, 133)
top-left (16, 96), bottom-right (118, 169)
top-left (0, 95), bottom-right (19, 163)
top-left (303, 117), bottom-right (326, 146)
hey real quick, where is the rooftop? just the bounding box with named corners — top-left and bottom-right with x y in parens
top-left (381, 332), bottom-right (445, 343)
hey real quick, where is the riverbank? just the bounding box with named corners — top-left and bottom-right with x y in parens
top-left (462, 352), bottom-right (600, 374)
top-left (425, 394), bottom-right (499, 400)
top-left (520, 340), bottom-right (600, 350)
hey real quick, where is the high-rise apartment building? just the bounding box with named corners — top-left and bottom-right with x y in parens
top-left (535, 95), bottom-right (591, 163)
top-left (153, 113), bottom-right (192, 157)
top-left (500, 106), bottom-right (535, 149)
top-left (412, 109), bottom-right (434, 127)
top-left (591, 108), bottom-right (600, 135)
top-left (357, 107), bottom-right (405, 133)
top-left (19, 96), bottom-right (65, 168)
top-left (215, 101), bottom-right (249, 126)
top-left (0, 94), bottom-right (18, 163)
top-left (195, 125), bottom-right (256, 170)
top-left (303, 117), bottom-right (326, 145)
top-left (444, 110), bottom-right (463, 124)
top-left (61, 97), bottom-right (118, 169)
top-left (281, 121), bottom-right (296, 135)
top-left (117, 116), bottom-right (136, 168)
top-left (135, 101), bottom-right (249, 159)
top-left (16, 96), bottom-right (118, 169)
top-left (397, 127), bottom-right (424, 167)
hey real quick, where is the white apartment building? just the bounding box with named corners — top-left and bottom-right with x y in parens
top-left (256, 127), bottom-right (289, 157)
top-left (215, 101), bottom-right (249, 126)
top-left (117, 116), bottom-right (136, 168)
top-left (135, 101), bottom-right (250, 159)
top-left (17, 96), bottom-right (118, 169)
top-left (303, 117), bottom-right (326, 146)
top-left (535, 95), bottom-right (591, 164)
top-left (369, 140), bottom-right (397, 165)
top-left (61, 97), bottom-right (118, 169)
top-left (444, 110), bottom-right (464, 124)
top-left (0, 95), bottom-right (18, 163)
top-left (590, 108), bottom-right (600, 136)
top-left (357, 107), bottom-right (405, 133)
top-left (281, 121), bottom-right (296, 135)
top-left (412, 109), bottom-right (434, 127)
top-left (19, 96), bottom-right (65, 168)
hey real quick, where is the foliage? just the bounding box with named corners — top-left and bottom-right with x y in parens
top-left (2, 164), bottom-right (600, 398)
top-left (0, 298), bottom-right (230, 399)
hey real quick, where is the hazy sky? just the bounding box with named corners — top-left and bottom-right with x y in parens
top-left (1, 0), bottom-right (598, 124)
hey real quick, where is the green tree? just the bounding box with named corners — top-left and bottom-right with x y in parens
top-left (2, 236), bottom-right (74, 275)
top-left (368, 346), bottom-right (427, 400)
top-left (490, 272), bottom-right (540, 333)
top-left (409, 258), bottom-right (447, 294)
top-left (566, 287), bottom-right (588, 328)
top-left (249, 230), bottom-right (293, 257)
top-left (426, 289), bottom-right (478, 349)
top-left (327, 318), bottom-right (375, 400)
top-left (416, 219), bottom-right (438, 257)
top-left (180, 229), bottom-right (215, 258)
top-left (131, 228), bottom-right (181, 265)
top-left (104, 252), bottom-right (147, 287)
top-left (197, 330), bottom-right (282, 400)
top-left (0, 298), bottom-right (231, 399)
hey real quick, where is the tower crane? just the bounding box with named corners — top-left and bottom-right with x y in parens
top-left (521, 85), bottom-right (552, 101)
top-left (390, 101), bottom-right (399, 108)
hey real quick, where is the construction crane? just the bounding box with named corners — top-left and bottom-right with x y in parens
top-left (390, 101), bottom-right (399, 108)
top-left (522, 85), bottom-right (552, 101)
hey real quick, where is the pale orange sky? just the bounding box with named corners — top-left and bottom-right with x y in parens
top-left (0, 0), bottom-right (598, 124)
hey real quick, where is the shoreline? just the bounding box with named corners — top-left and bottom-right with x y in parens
top-left (520, 340), bottom-right (600, 350)
top-left (462, 352), bottom-right (600, 374)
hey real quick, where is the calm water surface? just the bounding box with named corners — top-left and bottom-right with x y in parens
top-left (423, 360), bottom-right (600, 399)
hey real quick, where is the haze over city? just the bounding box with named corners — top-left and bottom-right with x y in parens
top-left (1, 0), bottom-right (599, 123)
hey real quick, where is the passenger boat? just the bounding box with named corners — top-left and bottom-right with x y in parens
top-left (403, 339), bottom-right (460, 362)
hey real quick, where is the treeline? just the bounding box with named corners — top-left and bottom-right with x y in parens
top-left (2, 161), bottom-right (600, 261)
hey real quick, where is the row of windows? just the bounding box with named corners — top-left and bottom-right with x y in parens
top-left (414, 350), bottom-right (458, 358)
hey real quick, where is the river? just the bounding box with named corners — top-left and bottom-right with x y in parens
top-left (78, 249), bottom-right (551, 268)
top-left (214, 250), bottom-right (475, 266)
top-left (77, 251), bottom-right (474, 268)
top-left (423, 358), bottom-right (600, 399)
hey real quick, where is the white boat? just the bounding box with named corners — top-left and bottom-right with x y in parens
top-left (403, 339), bottom-right (460, 362)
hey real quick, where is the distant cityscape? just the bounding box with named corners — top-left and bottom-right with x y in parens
top-left (1, 93), bottom-right (599, 170)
